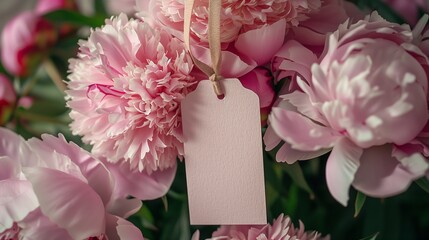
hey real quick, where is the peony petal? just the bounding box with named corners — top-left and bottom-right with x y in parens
top-left (107, 161), bottom-right (177, 200)
top-left (191, 45), bottom-right (257, 78)
top-left (0, 156), bottom-right (20, 180)
top-left (24, 168), bottom-right (106, 240)
top-left (0, 128), bottom-right (31, 165)
top-left (326, 138), bottom-right (362, 206)
top-left (106, 198), bottom-right (142, 219)
top-left (19, 209), bottom-right (73, 240)
top-left (0, 180), bottom-right (38, 232)
top-left (191, 230), bottom-right (200, 240)
top-left (235, 19), bottom-right (287, 65)
top-left (263, 125), bottom-right (282, 151)
top-left (353, 145), bottom-right (428, 197)
top-left (276, 142), bottom-right (330, 164)
top-left (105, 214), bottom-right (144, 240)
top-left (269, 107), bottom-right (339, 151)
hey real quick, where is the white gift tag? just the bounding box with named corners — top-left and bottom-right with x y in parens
top-left (181, 78), bottom-right (267, 225)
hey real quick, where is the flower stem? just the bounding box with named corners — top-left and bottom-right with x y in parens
top-left (43, 59), bottom-right (67, 93)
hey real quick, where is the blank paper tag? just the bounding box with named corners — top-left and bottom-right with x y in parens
top-left (181, 78), bottom-right (267, 225)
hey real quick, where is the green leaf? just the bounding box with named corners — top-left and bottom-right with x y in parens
top-left (160, 200), bottom-right (191, 240)
top-left (43, 10), bottom-right (105, 28)
top-left (415, 177), bottom-right (429, 194)
top-left (358, 232), bottom-right (379, 240)
top-left (281, 162), bottom-right (315, 199)
top-left (162, 196), bottom-right (169, 212)
top-left (354, 191), bottom-right (367, 217)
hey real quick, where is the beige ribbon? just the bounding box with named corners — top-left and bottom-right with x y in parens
top-left (184, 0), bottom-right (224, 96)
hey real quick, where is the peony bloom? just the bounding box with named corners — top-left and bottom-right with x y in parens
top-left (192, 214), bottom-right (329, 240)
top-left (0, 75), bottom-right (15, 125)
top-left (266, 12), bottom-right (429, 206)
top-left (136, 0), bottom-right (323, 68)
top-left (1, 11), bottom-right (57, 77)
top-left (67, 14), bottom-right (197, 173)
top-left (137, 0), bottom-right (305, 44)
top-left (0, 127), bottom-right (144, 239)
top-left (35, 0), bottom-right (78, 14)
top-left (239, 67), bottom-right (275, 126)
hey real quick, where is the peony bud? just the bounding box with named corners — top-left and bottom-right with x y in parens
top-left (0, 75), bottom-right (15, 125)
top-left (35, 0), bottom-right (78, 14)
top-left (1, 11), bottom-right (57, 77)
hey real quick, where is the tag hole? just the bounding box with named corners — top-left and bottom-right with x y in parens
top-left (217, 94), bottom-right (225, 100)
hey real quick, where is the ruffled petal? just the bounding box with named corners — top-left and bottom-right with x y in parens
top-left (0, 180), bottom-right (38, 232)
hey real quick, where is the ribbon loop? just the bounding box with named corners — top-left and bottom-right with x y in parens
top-left (184, 0), bottom-right (224, 97)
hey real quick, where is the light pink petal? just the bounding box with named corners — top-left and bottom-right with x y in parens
top-left (19, 209), bottom-right (73, 240)
top-left (191, 230), bottom-right (200, 240)
top-left (0, 128), bottom-right (31, 164)
top-left (274, 40), bottom-right (318, 82)
top-left (276, 142), bottom-right (330, 164)
top-left (0, 156), bottom-right (20, 180)
top-left (191, 45), bottom-right (257, 78)
top-left (269, 107), bottom-right (339, 151)
top-left (28, 135), bottom-right (114, 205)
top-left (263, 125), bottom-right (282, 151)
top-left (24, 168), bottom-right (106, 240)
top-left (0, 180), bottom-right (38, 232)
top-left (235, 19), bottom-right (287, 65)
top-left (105, 214), bottom-right (144, 240)
top-left (107, 161), bottom-right (177, 200)
top-left (107, 198), bottom-right (142, 219)
top-left (353, 144), bottom-right (428, 197)
top-left (326, 138), bottom-right (362, 206)
top-left (283, 91), bottom-right (327, 125)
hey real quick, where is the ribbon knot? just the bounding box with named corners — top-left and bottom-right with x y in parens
top-left (209, 74), bottom-right (223, 96)
top-left (184, 0), bottom-right (224, 97)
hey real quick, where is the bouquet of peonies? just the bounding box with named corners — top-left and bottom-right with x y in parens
top-left (1, 0), bottom-right (429, 239)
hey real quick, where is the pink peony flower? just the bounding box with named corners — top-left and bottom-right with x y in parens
top-left (35, 0), bottom-right (78, 14)
top-left (138, 0), bottom-right (304, 44)
top-left (0, 75), bottom-right (15, 125)
top-left (266, 12), bottom-right (429, 206)
top-left (192, 214), bottom-right (329, 240)
top-left (383, 0), bottom-right (429, 25)
top-left (239, 67), bottom-right (275, 126)
top-left (67, 14), bottom-right (197, 173)
top-left (1, 11), bottom-right (57, 76)
top-left (0, 127), bottom-right (144, 239)
top-left (136, 0), bottom-right (323, 67)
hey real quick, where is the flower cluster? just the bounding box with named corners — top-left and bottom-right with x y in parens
top-left (192, 214), bottom-right (329, 240)
top-left (266, 12), bottom-right (429, 205)
top-left (2, 0), bottom-right (429, 238)
top-left (0, 128), bottom-right (145, 239)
